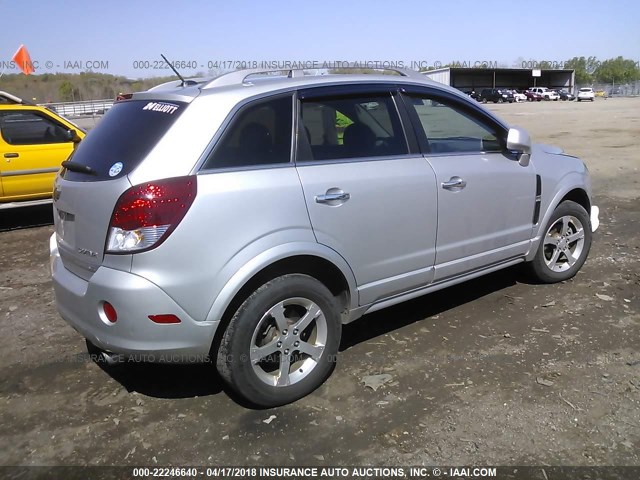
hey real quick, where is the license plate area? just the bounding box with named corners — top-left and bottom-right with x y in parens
top-left (56, 209), bottom-right (75, 245)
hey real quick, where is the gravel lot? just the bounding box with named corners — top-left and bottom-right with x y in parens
top-left (1, 98), bottom-right (639, 468)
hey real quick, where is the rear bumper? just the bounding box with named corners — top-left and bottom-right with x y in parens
top-left (50, 234), bottom-right (217, 362)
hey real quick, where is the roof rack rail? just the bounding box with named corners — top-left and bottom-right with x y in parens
top-left (202, 66), bottom-right (424, 90)
top-left (328, 66), bottom-right (425, 79)
top-left (0, 91), bottom-right (27, 105)
top-left (203, 68), bottom-right (305, 89)
top-left (148, 78), bottom-right (210, 92)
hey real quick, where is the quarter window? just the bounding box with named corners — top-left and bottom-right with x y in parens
top-left (404, 95), bottom-right (504, 154)
top-left (203, 95), bottom-right (293, 169)
top-left (0, 110), bottom-right (70, 145)
top-left (297, 93), bottom-right (408, 161)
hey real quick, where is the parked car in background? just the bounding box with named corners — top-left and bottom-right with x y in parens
top-left (460, 89), bottom-right (482, 102)
top-left (529, 87), bottom-right (560, 101)
top-left (500, 89), bottom-right (515, 103)
top-left (0, 91), bottom-right (85, 209)
top-left (509, 89), bottom-right (527, 102)
top-left (524, 90), bottom-right (543, 102)
top-left (479, 88), bottom-right (512, 103)
top-left (50, 67), bottom-right (599, 407)
top-left (577, 88), bottom-right (595, 102)
top-left (557, 90), bottom-right (575, 101)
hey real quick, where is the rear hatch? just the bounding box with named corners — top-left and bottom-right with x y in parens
top-left (53, 99), bottom-right (188, 280)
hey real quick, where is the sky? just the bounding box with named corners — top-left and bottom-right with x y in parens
top-left (1, 0), bottom-right (639, 78)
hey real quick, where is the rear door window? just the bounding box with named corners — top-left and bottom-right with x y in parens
top-left (60, 99), bottom-right (186, 181)
top-left (297, 91), bottom-right (408, 162)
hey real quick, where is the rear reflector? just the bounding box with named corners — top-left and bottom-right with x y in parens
top-left (148, 314), bottom-right (181, 324)
top-left (103, 302), bottom-right (118, 323)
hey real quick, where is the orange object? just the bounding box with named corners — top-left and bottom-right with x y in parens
top-left (12, 45), bottom-right (35, 75)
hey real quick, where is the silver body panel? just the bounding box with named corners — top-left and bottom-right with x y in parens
top-left (50, 70), bottom-right (597, 359)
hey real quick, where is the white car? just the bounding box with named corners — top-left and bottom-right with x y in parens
top-left (529, 87), bottom-right (560, 101)
top-left (577, 87), bottom-right (595, 102)
top-left (510, 90), bottom-right (527, 102)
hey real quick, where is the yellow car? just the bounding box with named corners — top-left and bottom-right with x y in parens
top-left (0, 91), bottom-right (85, 209)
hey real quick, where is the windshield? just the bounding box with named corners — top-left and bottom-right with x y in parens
top-left (61, 99), bottom-right (187, 182)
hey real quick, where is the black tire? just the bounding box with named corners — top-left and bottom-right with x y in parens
top-left (526, 200), bottom-right (592, 283)
top-left (216, 274), bottom-right (341, 407)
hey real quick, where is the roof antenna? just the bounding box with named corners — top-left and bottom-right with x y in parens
top-left (161, 53), bottom-right (195, 86)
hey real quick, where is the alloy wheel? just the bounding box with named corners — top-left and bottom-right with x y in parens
top-left (543, 215), bottom-right (585, 272)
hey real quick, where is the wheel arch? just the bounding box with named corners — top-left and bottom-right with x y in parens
top-left (206, 246), bottom-right (356, 356)
top-left (559, 188), bottom-right (591, 213)
top-left (526, 183), bottom-right (592, 261)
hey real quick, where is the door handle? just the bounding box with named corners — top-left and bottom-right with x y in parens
top-left (315, 191), bottom-right (350, 205)
top-left (442, 177), bottom-right (467, 190)
top-left (4, 153), bottom-right (19, 159)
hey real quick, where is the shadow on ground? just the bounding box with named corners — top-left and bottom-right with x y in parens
top-left (340, 266), bottom-right (525, 350)
top-left (94, 266), bottom-right (525, 403)
top-left (0, 204), bottom-right (53, 232)
top-left (96, 361), bottom-right (225, 399)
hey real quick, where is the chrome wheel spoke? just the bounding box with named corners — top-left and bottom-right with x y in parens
top-left (270, 303), bottom-right (288, 332)
top-left (250, 340), bottom-right (279, 364)
top-left (567, 229), bottom-right (584, 244)
top-left (297, 341), bottom-right (324, 361)
top-left (565, 250), bottom-right (577, 267)
top-left (547, 247), bottom-right (562, 269)
top-left (292, 304), bottom-right (322, 332)
top-left (560, 216), bottom-right (570, 235)
top-left (544, 235), bottom-right (560, 246)
top-left (276, 354), bottom-right (292, 386)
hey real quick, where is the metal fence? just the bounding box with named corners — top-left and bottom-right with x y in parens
top-left (576, 81), bottom-right (640, 97)
top-left (41, 98), bottom-right (114, 117)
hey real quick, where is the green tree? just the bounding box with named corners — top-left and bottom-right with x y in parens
top-left (58, 80), bottom-right (76, 101)
top-left (594, 56), bottom-right (640, 84)
top-left (563, 56), bottom-right (599, 84)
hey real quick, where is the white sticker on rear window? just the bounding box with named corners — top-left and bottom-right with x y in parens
top-left (109, 162), bottom-right (123, 177)
top-left (142, 102), bottom-right (179, 114)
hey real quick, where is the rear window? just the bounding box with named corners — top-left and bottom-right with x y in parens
top-left (61, 99), bottom-right (186, 181)
top-left (580, 88), bottom-right (592, 92)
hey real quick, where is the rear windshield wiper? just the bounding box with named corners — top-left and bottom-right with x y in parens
top-left (62, 161), bottom-right (96, 175)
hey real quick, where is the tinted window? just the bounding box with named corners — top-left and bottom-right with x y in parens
top-left (0, 110), bottom-right (70, 145)
top-left (61, 99), bottom-right (186, 181)
top-left (405, 95), bottom-right (503, 154)
top-left (297, 93), bottom-right (407, 161)
top-left (203, 95), bottom-right (292, 169)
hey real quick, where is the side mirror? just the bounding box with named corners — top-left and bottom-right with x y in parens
top-left (506, 127), bottom-right (532, 167)
top-left (65, 129), bottom-right (82, 144)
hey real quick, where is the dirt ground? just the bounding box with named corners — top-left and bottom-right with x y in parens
top-left (0, 98), bottom-right (639, 469)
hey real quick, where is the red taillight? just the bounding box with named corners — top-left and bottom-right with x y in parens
top-left (106, 176), bottom-right (197, 254)
top-left (148, 314), bottom-right (181, 324)
top-left (103, 302), bottom-right (118, 323)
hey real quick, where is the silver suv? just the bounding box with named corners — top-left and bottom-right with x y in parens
top-left (50, 68), bottom-right (599, 407)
